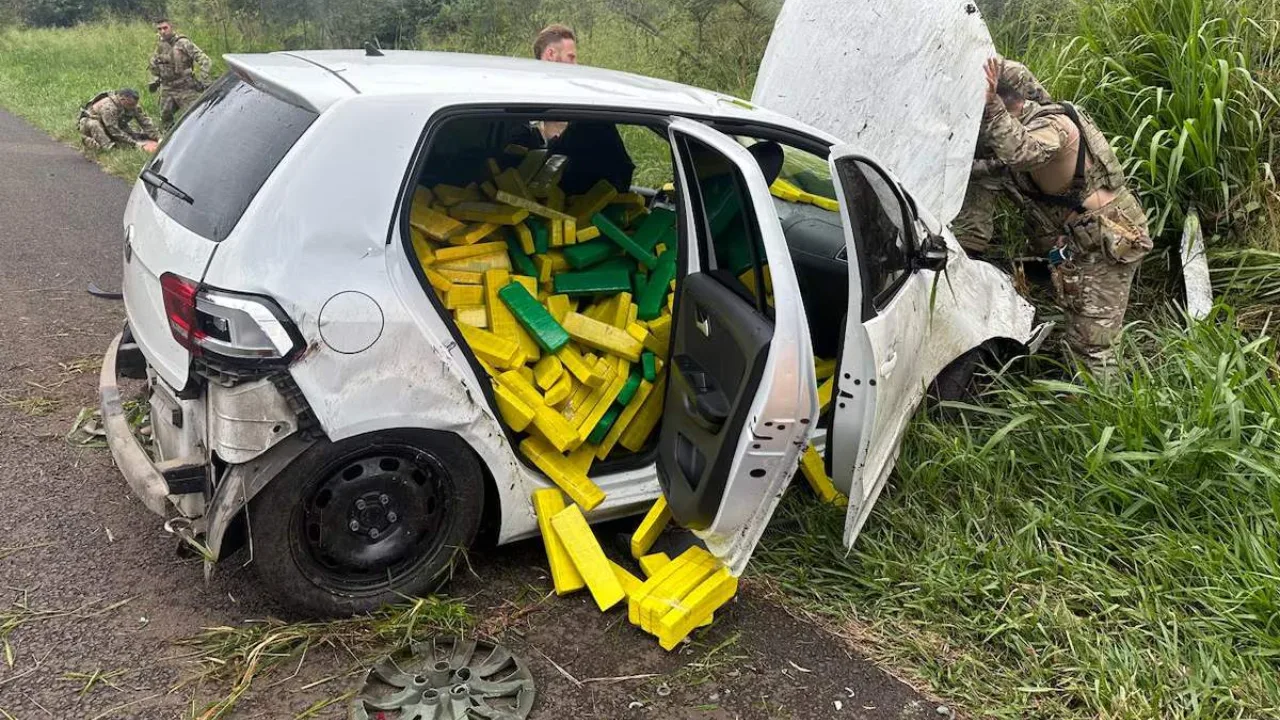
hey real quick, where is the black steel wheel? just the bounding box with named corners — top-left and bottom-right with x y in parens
top-left (249, 430), bottom-right (485, 617)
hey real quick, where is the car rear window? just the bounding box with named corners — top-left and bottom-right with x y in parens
top-left (144, 74), bottom-right (318, 242)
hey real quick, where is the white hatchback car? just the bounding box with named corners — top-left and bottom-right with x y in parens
top-left (101, 4), bottom-right (1039, 616)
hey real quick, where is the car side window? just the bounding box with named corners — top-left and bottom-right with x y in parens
top-left (676, 135), bottom-right (770, 313)
top-left (833, 158), bottom-right (913, 310)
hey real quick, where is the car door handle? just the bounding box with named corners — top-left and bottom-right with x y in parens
top-left (694, 305), bottom-right (711, 337)
top-left (672, 355), bottom-right (730, 432)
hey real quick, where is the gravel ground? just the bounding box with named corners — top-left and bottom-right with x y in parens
top-left (0, 108), bottom-right (940, 720)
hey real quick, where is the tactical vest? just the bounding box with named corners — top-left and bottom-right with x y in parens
top-left (80, 92), bottom-right (113, 119)
top-left (1018, 103), bottom-right (1128, 211)
top-left (151, 36), bottom-right (191, 82)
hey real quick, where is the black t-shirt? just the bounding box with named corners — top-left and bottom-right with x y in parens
top-left (505, 121), bottom-right (635, 194)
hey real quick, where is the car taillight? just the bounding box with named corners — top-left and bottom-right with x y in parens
top-left (161, 272), bottom-right (202, 354)
top-left (160, 272), bottom-right (298, 361)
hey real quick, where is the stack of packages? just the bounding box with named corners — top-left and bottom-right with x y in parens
top-left (408, 147), bottom-right (738, 649)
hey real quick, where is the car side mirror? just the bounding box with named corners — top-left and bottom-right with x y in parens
top-left (916, 234), bottom-right (949, 273)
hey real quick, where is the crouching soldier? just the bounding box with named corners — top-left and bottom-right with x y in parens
top-left (78, 89), bottom-right (159, 153)
top-left (979, 58), bottom-right (1152, 371)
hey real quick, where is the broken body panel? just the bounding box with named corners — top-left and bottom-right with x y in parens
top-left (753, 0), bottom-right (994, 227)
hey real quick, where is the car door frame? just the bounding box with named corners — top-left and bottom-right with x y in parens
top-left (661, 115), bottom-right (820, 575)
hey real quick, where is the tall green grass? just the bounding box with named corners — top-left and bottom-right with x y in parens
top-left (755, 310), bottom-right (1280, 718)
top-left (1211, 247), bottom-right (1280, 306)
top-left (994, 0), bottom-right (1280, 240)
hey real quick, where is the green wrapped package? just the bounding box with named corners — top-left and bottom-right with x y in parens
top-left (636, 249), bottom-right (677, 321)
top-left (553, 268), bottom-right (632, 296)
top-left (588, 405), bottom-right (623, 444)
top-left (615, 371), bottom-right (643, 406)
top-left (641, 351), bottom-right (657, 382)
top-left (563, 239), bottom-right (616, 269)
top-left (593, 212), bottom-right (658, 269)
top-left (630, 207), bottom-right (677, 252)
top-left (503, 230), bottom-right (538, 277)
top-left (497, 281), bottom-right (570, 352)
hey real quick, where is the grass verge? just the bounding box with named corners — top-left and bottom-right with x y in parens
top-left (0, 20), bottom-right (229, 180)
top-left (754, 310), bottom-right (1280, 719)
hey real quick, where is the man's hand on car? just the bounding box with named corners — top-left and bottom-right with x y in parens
top-left (139, 140), bottom-right (159, 153)
top-left (984, 57), bottom-right (1002, 103)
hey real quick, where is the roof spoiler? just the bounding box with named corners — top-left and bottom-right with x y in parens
top-left (224, 53), bottom-right (356, 113)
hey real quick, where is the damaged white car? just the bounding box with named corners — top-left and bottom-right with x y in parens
top-left (101, 0), bottom-right (1040, 616)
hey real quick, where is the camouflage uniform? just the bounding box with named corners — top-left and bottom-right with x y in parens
top-left (78, 92), bottom-right (159, 152)
top-left (981, 96), bottom-right (1152, 369)
top-left (953, 60), bottom-right (1052, 255)
top-left (149, 34), bottom-right (211, 127)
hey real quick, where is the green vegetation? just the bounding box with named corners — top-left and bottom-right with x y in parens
top-left (755, 310), bottom-right (1280, 718)
top-left (0, 20), bottom-right (184, 177)
top-left (0, 1), bottom-right (772, 179)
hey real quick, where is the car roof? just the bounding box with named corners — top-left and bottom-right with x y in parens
top-left (223, 50), bottom-right (834, 141)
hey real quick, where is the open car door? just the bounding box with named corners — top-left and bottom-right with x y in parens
top-left (825, 148), bottom-right (942, 549)
top-left (758, 0), bottom-right (1038, 552)
top-left (657, 117), bottom-right (819, 574)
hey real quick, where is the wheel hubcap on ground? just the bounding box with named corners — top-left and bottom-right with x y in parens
top-left (350, 637), bottom-right (535, 720)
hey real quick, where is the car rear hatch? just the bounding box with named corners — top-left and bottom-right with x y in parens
top-left (122, 185), bottom-right (217, 389)
top-left (122, 67), bottom-right (328, 389)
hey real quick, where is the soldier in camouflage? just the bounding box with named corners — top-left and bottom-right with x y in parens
top-left (78, 88), bottom-right (159, 153)
top-left (148, 18), bottom-right (211, 128)
top-left (978, 58), bottom-right (1152, 370)
top-left (952, 58), bottom-right (1052, 256)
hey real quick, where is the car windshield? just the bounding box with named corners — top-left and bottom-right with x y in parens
top-left (777, 145), bottom-right (836, 200)
top-left (144, 74), bottom-right (318, 242)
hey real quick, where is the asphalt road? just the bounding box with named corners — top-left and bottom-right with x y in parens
top-left (0, 108), bottom-right (938, 719)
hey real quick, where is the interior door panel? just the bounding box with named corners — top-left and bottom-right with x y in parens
top-left (659, 272), bottom-right (772, 530)
top-left (655, 117), bottom-right (818, 574)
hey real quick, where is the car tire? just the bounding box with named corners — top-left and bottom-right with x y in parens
top-left (248, 429), bottom-right (484, 617)
top-left (928, 348), bottom-right (983, 403)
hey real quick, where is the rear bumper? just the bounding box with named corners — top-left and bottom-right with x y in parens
top-left (100, 333), bottom-right (171, 516)
top-left (101, 329), bottom-right (312, 559)
top-left (102, 332), bottom-right (210, 517)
